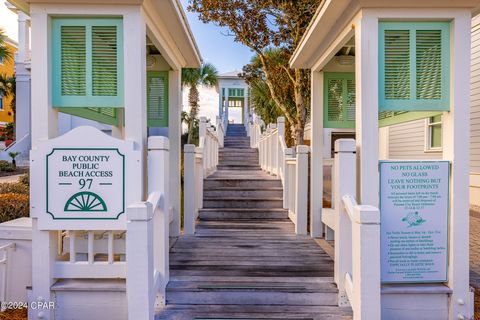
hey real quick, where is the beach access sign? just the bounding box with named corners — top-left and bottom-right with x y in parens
top-left (31, 126), bottom-right (140, 230)
top-left (380, 161), bottom-right (449, 283)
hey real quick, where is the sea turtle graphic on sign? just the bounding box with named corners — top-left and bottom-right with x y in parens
top-left (64, 191), bottom-right (108, 212)
top-left (402, 211), bottom-right (426, 227)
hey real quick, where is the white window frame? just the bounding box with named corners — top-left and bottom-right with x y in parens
top-left (424, 116), bottom-right (442, 152)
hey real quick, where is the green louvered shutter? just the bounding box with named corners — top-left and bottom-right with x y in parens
top-left (52, 18), bottom-right (123, 109)
top-left (324, 73), bottom-right (355, 129)
top-left (384, 30), bottom-right (410, 100)
top-left (379, 22), bottom-right (449, 112)
top-left (147, 71), bottom-right (169, 127)
top-left (92, 26), bottom-right (118, 97)
top-left (60, 26), bottom-right (87, 97)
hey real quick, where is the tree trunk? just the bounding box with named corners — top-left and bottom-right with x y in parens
top-left (187, 85), bottom-right (200, 144)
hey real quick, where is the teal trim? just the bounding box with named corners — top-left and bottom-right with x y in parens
top-left (324, 72), bottom-right (355, 129)
top-left (57, 107), bottom-right (119, 126)
top-left (379, 111), bottom-right (443, 127)
top-left (52, 17), bottom-right (124, 108)
top-left (379, 22), bottom-right (450, 112)
top-left (147, 71), bottom-right (169, 127)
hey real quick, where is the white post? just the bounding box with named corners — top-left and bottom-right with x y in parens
top-left (195, 147), bottom-right (204, 212)
top-left (168, 69), bottom-right (182, 237)
top-left (355, 11), bottom-right (379, 207)
top-left (334, 139), bottom-right (356, 306)
top-left (283, 148), bottom-right (293, 210)
top-left (224, 88), bottom-right (229, 127)
top-left (124, 8), bottom-right (147, 202)
top-left (30, 8), bottom-right (58, 319)
top-left (184, 144), bottom-right (196, 235)
top-left (295, 145), bottom-right (309, 235)
top-left (244, 92), bottom-right (249, 130)
top-left (351, 204), bottom-right (381, 320)
top-left (277, 117), bottom-right (285, 178)
top-left (147, 136), bottom-right (169, 305)
top-left (445, 12), bottom-right (473, 320)
top-left (126, 202), bottom-right (154, 320)
top-left (219, 87), bottom-right (223, 118)
top-left (310, 71), bottom-right (324, 237)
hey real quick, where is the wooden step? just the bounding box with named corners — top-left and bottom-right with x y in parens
top-left (203, 187), bottom-right (283, 198)
top-left (199, 208), bottom-right (288, 220)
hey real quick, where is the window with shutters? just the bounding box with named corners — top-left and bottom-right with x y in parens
top-left (324, 72), bottom-right (355, 129)
top-left (147, 71), bottom-right (168, 127)
top-left (52, 18), bottom-right (124, 108)
top-left (379, 22), bottom-right (450, 112)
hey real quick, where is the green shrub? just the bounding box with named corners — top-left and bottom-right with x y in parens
top-left (0, 193), bottom-right (29, 223)
top-left (0, 160), bottom-right (10, 171)
top-left (19, 172), bottom-right (29, 186)
top-left (0, 182), bottom-right (29, 195)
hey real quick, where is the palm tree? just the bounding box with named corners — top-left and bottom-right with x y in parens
top-left (0, 29), bottom-right (12, 64)
top-left (182, 63), bottom-right (218, 144)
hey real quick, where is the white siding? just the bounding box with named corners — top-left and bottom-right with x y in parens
top-left (471, 17), bottom-right (480, 173)
top-left (388, 119), bottom-right (442, 160)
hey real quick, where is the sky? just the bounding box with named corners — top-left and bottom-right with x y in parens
top-left (0, 1), bottom-right (251, 123)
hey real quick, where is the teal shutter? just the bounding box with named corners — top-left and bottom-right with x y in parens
top-left (324, 73), bottom-right (355, 129)
top-left (52, 18), bottom-right (124, 108)
top-left (147, 71), bottom-right (169, 127)
top-left (379, 22), bottom-right (450, 112)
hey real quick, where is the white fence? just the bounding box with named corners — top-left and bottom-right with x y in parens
top-left (251, 117), bottom-right (309, 235)
top-left (184, 117), bottom-right (222, 235)
top-left (323, 139), bottom-right (381, 319)
top-left (29, 135), bottom-right (171, 320)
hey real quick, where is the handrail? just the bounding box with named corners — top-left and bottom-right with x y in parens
top-left (330, 138), bottom-right (380, 320)
top-left (0, 242), bottom-right (15, 311)
top-left (254, 116), bottom-right (309, 235)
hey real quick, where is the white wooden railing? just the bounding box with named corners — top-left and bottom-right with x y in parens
top-left (323, 139), bottom-right (381, 320)
top-left (252, 117), bottom-right (309, 235)
top-left (0, 242), bottom-right (15, 311)
top-left (52, 136), bottom-right (171, 320)
top-left (184, 118), bottom-right (222, 235)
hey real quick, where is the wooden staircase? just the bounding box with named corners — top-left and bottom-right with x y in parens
top-left (156, 124), bottom-right (352, 319)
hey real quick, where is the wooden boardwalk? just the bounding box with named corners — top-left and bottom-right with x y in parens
top-left (157, 124), bottom-right (352, 319)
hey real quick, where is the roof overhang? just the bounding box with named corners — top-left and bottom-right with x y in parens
top-left (290, 0), bottom-right (480, 69)
top-left (8, 0), bottom-right (201, 68)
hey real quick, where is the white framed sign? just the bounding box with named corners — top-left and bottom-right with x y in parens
top-left (31, 126), bottom-right (141, 230)
top-left (379, 161), bottom-right (449, 283)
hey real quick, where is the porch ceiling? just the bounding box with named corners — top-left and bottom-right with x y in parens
top-left (9, 0), bottom-right (201, 68)
top-left (290, 0), bottom-right (480, 69)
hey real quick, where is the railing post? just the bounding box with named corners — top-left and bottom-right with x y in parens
top-left (126, 202), bottom-right (154, 320)
top-left (147, 136), bottom-right (169, 305)
top-left (283, 148), bottom-right (293, 210)
top-left (295, 145), bottom-right (309, 235)
top-left (277, 117), bottom-right (285, 179)
top-left (334, 139), bottom-right (356, 306)
top-left (184, 144), bottom-right (196, 235)
top-left (352, 204), bottom-right (381, 320)
top-left (195, 147), bottom-right (204, 215)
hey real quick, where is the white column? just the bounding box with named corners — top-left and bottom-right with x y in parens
top-left (126, 202), bottom-right (154, 320)
top-left (445, 12), bottom-right (473, 320)
top-left (168, 69), bottom-right (182, 236)
top-left (147, 136), bottom-right (169, 304)
top-left (17, 12), bottom-right (30, 64)
top-left (218, 87), bottom-right (223, 119)
top-left (333, 139), bottom-right (356, 307)
top-left (310, 70), bottom-right (324, 237)
top-left (224, 88), bottom-right (229, 126)
top-left (243, 91), bottom-right (248, 128)
top-left (184, 144), bottom-right (196, 235)
top-left (29, 8), bottom-right (58, 319)
top-left (295, 145), bottom-right (309, 235)
top-left (355, 11), bottom-right (379, 207)
top-left (124, 8), bottom-right (147, 202)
